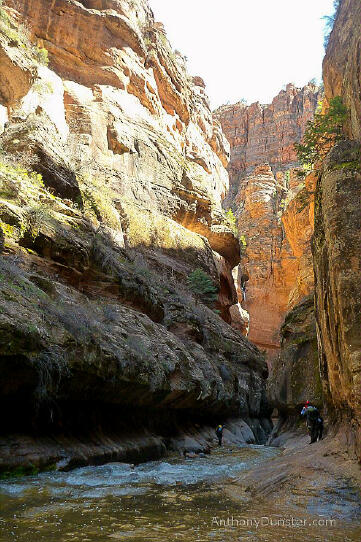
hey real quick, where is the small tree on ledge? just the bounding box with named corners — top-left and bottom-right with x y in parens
top-left (187, 268), bottom-right (218, 306)
top-left (295, 96), bottom-right (348, 169)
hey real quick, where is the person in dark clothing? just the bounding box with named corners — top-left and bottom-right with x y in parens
top-left (215, 425), bottom-right (223, 446)
top-left (301, 401), bottom-right (322, 444)
top-left (316, 416), bottom-right (324, 441)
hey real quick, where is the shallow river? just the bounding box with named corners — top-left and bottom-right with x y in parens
top-left (1, 445), bottom-right (360, 541)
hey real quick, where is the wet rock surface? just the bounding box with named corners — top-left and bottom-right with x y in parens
top-left (0, 418), bottom-right (269, 473)
top-left (0, 249), bottom-right (270, 471)
top-left (0, 2), bottom-right (360, 532)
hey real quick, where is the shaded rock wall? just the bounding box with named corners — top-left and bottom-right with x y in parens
top-left (313, 141), bottom-right (361, 458)
top-left (265, 0), bottom-right (361, 454)
top-left (313, 0), bottom-right (361, 458)
top-left (267, 295), bottom-right (322, 415)
top-left (0, 0), bottom-right (271, 470)
top-left (0, 418), bottom-right (270, 473)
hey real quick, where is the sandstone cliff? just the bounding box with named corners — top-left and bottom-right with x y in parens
top-left (269, 0), bottom-right (361, 457)
top-left (267, 295), bottom-right (322, 414)
top-left (323, 0), bottom-right (361, 142)
top-left (0, 0), bottom-right (270, 471)
top-left (214, 85), bottom-right (320, 354)
top-left (264, 170), bottom-right (319, 412)
top-left (312, 0), bottom-right (361, 459)
top-left (313, 141), bottom-right (361, 458)
top-left (232, 165), bottom-right (315, 354)
top-left (215, 83), bottom-right (321, 205)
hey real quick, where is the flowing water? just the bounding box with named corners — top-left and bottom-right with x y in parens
top-left (0, 445), bottom-right (360, 541)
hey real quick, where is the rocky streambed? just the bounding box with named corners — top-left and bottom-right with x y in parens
top-left (1, 438), bottom-right (360, 542)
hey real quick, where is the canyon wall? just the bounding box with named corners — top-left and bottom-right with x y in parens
top-left (270, 0), bottom-right (361, 457)
top-left (233, 166), bottom-right (315, 354)
top-left (323, 0), bottom-right (361, 142)
top-left (216, 85), bottom-right (322, 422)
top-left (267, 295), bottom-right (322, 414)
top-left (0, 0), bottom-right (271, 472)
top-left (265, 172), bottom-right (320, 416)
top-left (216, 85), bottom-right (320, 354)
top-left (215, 83), bottom-right (321, 205)
top-left (314, 0), bottom-right (361, 458)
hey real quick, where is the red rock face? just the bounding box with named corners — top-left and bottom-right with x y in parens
top-left (235, 166), bottom-right (290, 353)
top-left (215, 85), bottom-right (320, 355)
top-left (228, 165), bottom-right (316, 357)
top-left (215, 83), bottom-right (321, 204)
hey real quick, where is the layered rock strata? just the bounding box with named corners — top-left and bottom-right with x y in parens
top-left (0, 0), bottom-right (271, 470)
top-left (215, 83), bottom-right (321, 205)
top-left (215, 85), bottom-right (320, 353)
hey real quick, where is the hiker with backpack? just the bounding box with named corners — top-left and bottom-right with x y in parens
top-left (215, 424), bottom-right (224, 446)
top-left (301, 400), bottom-right (324, 444)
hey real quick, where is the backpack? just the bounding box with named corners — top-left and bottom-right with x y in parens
top-left (306, 406), bottom-right (319, 421)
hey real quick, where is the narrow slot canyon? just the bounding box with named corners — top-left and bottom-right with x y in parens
top-left (0, 0), bottom-right (360, 540)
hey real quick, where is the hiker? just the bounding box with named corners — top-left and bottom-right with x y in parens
top-left (241, 278), bottom-right (247, 301)
top-left (242, 284), bottom-right (246, 301)
top-left (215, 424), bottom-right (223, 446)
top-left (301, 401), bottom-right (323, 444)
top-left (316, 415), bottom-right (324, 441)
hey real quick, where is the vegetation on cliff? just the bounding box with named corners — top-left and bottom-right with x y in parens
top-left (323, 0), bottom-right (340, 49)
top-left (295, 96), bottom-right (348, 168)
top-left (187, 268), bottom-right (218, 306)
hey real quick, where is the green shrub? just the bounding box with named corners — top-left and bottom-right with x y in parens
top-left (284, 170), bottom-right (290, 186)
top-left (0, 465), bottom-right (39, 479)
top-left (187, 268), bottom-right (218, 306)
top-left (0, 2), bottom-right (29, 47)
top-left (35, 47), bottom-right (49, 66)
top-left (295, 96), bottom-right (348, 168)
top-left (20, 205), bottom-right (50, 239)
top-left (0, 4), bottom-right (49, 63)
top-left (0, 2), bottom-right (20, 44)
top-left (239, 235), bottom-right (247, 248)
top-left (0, 1), bottom-right (10, 25)
top-left (0, 160), bottom-right (44, 199)
top-left (223, 208), bottom-right (238, 235)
